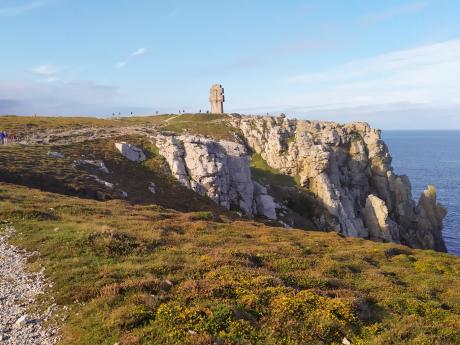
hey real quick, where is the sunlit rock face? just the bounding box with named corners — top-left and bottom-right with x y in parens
top-left (156, 134), bottom-right (277, 220)
top-left (115, 142), bottom-right (146, 162)
top-left (231, 115), bottom-right (447, 251)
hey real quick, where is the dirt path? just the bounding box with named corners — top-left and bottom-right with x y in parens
top-left (0, 225), bottom-right (59, 344)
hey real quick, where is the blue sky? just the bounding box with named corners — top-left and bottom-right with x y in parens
top-left (1, 0), bottom-right (460, 129)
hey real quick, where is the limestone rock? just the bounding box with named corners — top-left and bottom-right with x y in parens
top-left (90, 175), bottom-right (114, 189)
top-left (148, 182), bottom-right (156, 194)
top-left (115, 142), bottom-right (146, 162)
top-left (156, 133), bottom-right (277, 219)
top-left (47, 151), bottom-right (63, 159)
top-left (253, 182), bottom-right (277, 220)
top-left (152, 114), bottom-right (446, 252)
top-left (75, 159), bottom-right (109, 174)
top-left (363, 195), bottom-right (399, 242)
top-left (411, 185), bottom-right (447, 251)
top-left (230, 114), bottom-right (447, 251)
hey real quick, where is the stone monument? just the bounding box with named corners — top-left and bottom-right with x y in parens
top-left (209, 84), bottom-right (224, 114)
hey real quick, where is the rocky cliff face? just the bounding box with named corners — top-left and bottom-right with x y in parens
top-left (154, 115), bottom-right (446, 251)
top-left (231, 115), bottom-right (447, 251)
top-left (156, 134), bottom-right (278, 219)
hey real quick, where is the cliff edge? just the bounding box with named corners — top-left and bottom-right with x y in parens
top-left (155, 114), bottom-right (447, 251)
top-left (232, 115), bottom-right (447, 251)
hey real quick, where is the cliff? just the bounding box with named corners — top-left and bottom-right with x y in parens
top-left (155, 115), bottom-right (447, 251)
top-left (0, 114), bottom-right (457, 344)
top-left (0, 114), bottom-right (447, 251)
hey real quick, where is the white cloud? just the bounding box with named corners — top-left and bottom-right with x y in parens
top-left (116, 61), bottom-right (127, 69)
top-left (31, 64), bottom-right (58, 76)
top-left (285, 39), bottom-right (460, 113)
top-left (131, 48), bottom-right (146, 57)
top-left (0, 0), bottom-right (47, 16)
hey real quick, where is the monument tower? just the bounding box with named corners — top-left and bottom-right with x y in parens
top-left (209, 84), bottom-right (224, 114)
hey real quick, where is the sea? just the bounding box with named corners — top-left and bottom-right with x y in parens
top-left (382, 131), bottom-right (460, 256)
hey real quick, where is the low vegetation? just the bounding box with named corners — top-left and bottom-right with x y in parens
top-left (0, 136), bottom-right (224, 212)
top-left (1, 115), bottom-right (459, 344)
top-left (250, 153), bottom-right (297, 187)
top-left (1, 113), bottom-right (236, 141)
top-left (1, 183), bottom-right (459, 344)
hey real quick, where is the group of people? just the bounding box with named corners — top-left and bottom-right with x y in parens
top-left (0, 131), bottom-right (11, 144)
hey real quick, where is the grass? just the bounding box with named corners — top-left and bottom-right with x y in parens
top-left (0, 115), bottom-right (122, 136)
top-left (250, 153), bottom-right (321, 227)
top-left (1, 114), bottom-right (460, 344)
top-left (1, 183), bottom-right (459, 344)
top-left (250, 153), bottom-right (297, 187)
top-left (158, 113), bottom-right (237, 141)
top-left (0, 136), bottom-right (226, 213)
top-left (0, 113), bottom-right (237, 142)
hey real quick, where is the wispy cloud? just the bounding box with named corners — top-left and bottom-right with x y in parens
top-left (0, 0), bottom-right (47, 16)
top-left (131, 48), bottom-right (146, 57)
top-left (114, 48), bottom-right (147, 69)
top-left (31, 64), bottom-right (57, 76)
top-left (361, 1), bottom-right (430, 25)
top-left (263, 39), bottom-right (460, 127)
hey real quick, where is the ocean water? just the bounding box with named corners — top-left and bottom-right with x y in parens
top-left (382, 131), bottom-right (460, 256)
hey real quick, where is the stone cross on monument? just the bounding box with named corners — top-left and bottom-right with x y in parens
top-left (209, 84), bottom-right (224, 114)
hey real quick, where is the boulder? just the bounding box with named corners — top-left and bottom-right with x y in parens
top-left (75, 159), bottom-right (109, 174)
top-left (115, 142), bottom-right (146, 162)
top-left (253, 182), bottom-right (277, 220)
top-left (47, 151), bottom-right (63, 159)
top-left (90, 175), bottom-right (114, 189)
top-left (363, 194), bottom-right (399, 242)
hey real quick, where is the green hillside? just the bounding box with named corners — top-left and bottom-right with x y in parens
top-left (1, 183), bottom-right (459, 344)
top-left (0, 115), bottom-right (459, 344)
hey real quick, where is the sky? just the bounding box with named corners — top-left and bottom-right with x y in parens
top-left (1, 0), bottom-right (460, 129)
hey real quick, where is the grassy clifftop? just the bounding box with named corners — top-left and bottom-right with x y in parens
top-left (1, 183), bottom-right (459, 345)
top-left (1, 115), bottom-right (459, 344)
top-left (1, 114), bottom-right (236, 141)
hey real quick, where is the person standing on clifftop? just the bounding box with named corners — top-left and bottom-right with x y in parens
top-left (0, 131), bottom-right (5, 144)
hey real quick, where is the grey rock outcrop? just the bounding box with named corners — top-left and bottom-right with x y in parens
top-left (156, 134), bottom-right (277, 219)
top-left (253, 182), bottom-right (277, 220)
top-left (75, 160), bottom-right (109, 174)
top-left (47, 151), bottom-right (63, 159)
top-left (363, 194), bottom-right (399, 243)
top-left (231, 115), bottom-right (447, 251)
top-left (115, 142), bottom-right (146, 162)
